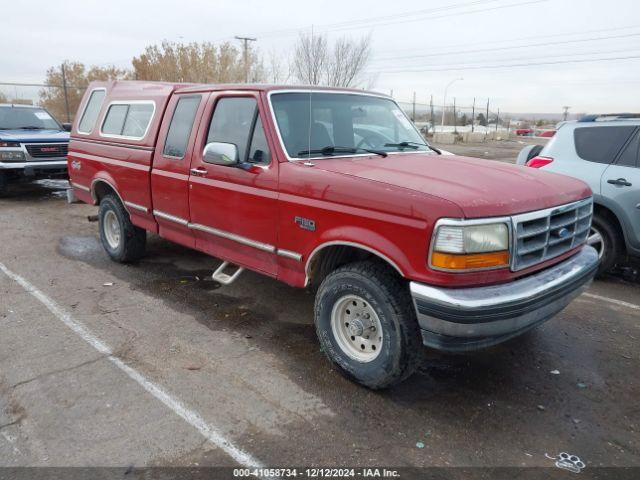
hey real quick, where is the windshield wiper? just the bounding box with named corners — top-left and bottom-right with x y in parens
top-left (298, 145), bottom-right (387, 158)
top-left (17, 126), bottom-right (43, 130)
top-left (384, 141), bottom-right (442, 155)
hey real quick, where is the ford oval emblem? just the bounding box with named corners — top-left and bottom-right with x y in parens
top-left (556, 227), bottom-right (570, 238)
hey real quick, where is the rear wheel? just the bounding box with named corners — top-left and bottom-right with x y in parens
top-left (314, 260), bottom-right (421, 389)
top-left (589, 214), bottom-right (623, 276)
top-left (98, 194), bottom-right (146, 263)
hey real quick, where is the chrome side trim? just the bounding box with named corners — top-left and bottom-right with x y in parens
top-left (124, 201), bottom-right (149, 213)
top-left (189, 222), bottom-right (276, 253)
top-left (277, 249), bottom-right (303, 261)
top-left (305, 241), bottom-right (404, 285)
top-left (153, 210), bottom-right (189, 226)
top-left (71, 182), bottom-right (91, 192)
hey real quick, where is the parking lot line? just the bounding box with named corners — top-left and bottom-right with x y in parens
top-left (582, 292), bottom-right (640, 311)
top-left (0, 261), bottom-right (263, 468)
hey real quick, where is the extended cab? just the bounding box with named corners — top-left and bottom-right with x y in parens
top-left (68, 81), bottom-right (599, 389)
top-left (0, 104), bottom-right (69, 195)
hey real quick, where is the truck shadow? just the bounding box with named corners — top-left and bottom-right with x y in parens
top-left (0, 179), bottom-right (69, 201)
top-left (57, 233), bottom-right (546, 402)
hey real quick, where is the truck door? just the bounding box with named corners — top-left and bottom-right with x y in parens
top-left (601, 127), bottom-right (640, 249)
top-left (151, 94), bottom-right (206, 248)
top-left (188, 93), bottom-right (279, 276)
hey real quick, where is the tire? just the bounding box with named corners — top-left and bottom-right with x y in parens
top-left (589, 213), bottom-right (623, 276)
top-left (314, 260), bottom-right (421, 389)
top-left (98, 194), bottom-right (146, 263)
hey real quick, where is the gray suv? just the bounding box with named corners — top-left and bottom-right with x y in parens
top-left (517, 114), bottom-right (639, 275)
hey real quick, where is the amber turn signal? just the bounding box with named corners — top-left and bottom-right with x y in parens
top-left (431, 250), bottom-right (509, 270)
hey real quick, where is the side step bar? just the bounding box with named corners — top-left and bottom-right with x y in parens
top-left (212, 261), bottom-right (244, 285)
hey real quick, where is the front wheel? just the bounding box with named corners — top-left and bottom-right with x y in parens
top-left (588, 214), bottom-right (623, 276)
top-left (99, 194), bottom-right (147, 263)
top-left (314, 260), bottom-right (421, 389)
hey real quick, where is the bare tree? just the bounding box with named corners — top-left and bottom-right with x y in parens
top-left (293, 33), bottom-right (327, 85)
top-left (292, 33), bottom-right (372, 88)
top-left (325, 35), bottom-right (372, 88)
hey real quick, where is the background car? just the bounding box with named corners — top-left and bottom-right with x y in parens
top-left (0, 104), bottom-right (70, 196)
top-left (517, 114), bottom-right (640, 274)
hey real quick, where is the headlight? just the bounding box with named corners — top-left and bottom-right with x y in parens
top-left (431, 221), bottom-right (510, 271)
top-left (0, 141), bottom-right (20, 148)
top-left (0, 150), bottom-right (26, 162)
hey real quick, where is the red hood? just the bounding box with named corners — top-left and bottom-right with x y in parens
top-left (312, 153), bottom-right (592, 218)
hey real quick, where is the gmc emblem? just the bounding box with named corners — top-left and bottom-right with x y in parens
top-left (40, 147), bottom-right (58, 152)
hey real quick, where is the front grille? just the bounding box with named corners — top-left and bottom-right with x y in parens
top-left (25, 143), bottom-right (68, 159)
top-left (512, 198), bottom-right (593, 271)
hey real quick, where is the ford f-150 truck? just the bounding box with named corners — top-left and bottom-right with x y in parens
top-left (0, 104), bottom-right (70, 195)
top-left (68, 81), bottom-right (599, 388)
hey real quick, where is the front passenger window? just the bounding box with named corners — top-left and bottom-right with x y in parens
top-left (206, 97), bottom-right (271, 166)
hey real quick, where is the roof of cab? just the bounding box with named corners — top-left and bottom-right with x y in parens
top-left (175, 83), bottom-right (390, 97)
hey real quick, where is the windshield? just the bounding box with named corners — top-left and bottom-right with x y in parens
top-left (270, 92), bottom-right (431, 159)
top-left (0, 106), bottom-right (62, 130)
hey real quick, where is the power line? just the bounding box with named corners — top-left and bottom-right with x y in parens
top-left (369, 54), bottom-right (640, 74)
top-left (372, 23), bottom-right (640, 57)
top-left (366, 47), bottom-right (640, 73)
top-left (370, 31), bottom-right (640, 62)
top-left (254, 0), bottom-right (503, 38)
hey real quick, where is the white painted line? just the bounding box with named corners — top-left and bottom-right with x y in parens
top-left (582, 292), bottom-right (640, 311)
top-left (0, 262), bottom-right (262, 468)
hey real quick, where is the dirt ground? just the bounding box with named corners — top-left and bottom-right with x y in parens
top-left (432, 137), bottom-right (549, 163)
top-left (0, 179), bottom-right (638, 478)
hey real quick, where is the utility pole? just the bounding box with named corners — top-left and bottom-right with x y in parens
top-left (390, 89), bottom-right (393, 98)
top-left (235, 36), bottom-right (257, 83)
top-left (453, 97), bottom-right (457, 133)
top-left (61, 63), bottom-right (71, 123)
top-left (495, 108), bottom-right (500, 132)
top-left (412, 91), bottom-right (416, 122)
top-left (429, 95), bottom-right (434, 134)
top-left (486, 98), bottom-right (490, 130)
top-left (441, 77), bottom-right (463, 127)
top-left (471, 97), bottom-right (476, 133)
top-left (562, 106), bottom-right (570, 121)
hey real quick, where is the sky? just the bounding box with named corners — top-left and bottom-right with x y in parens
top-left (4, 0), bottom-right (640, 115)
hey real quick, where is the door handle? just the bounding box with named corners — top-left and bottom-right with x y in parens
top-left (190, 167), bottom-right (208, 176)
top-left (607, 178), bottom-right (632, 187)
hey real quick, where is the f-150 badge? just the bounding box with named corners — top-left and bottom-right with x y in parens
top-left (295, 216), bottom-right (316, 231)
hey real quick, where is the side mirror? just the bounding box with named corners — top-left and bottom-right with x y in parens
top-left (62, 123), bottom-right (72, 132)
top-left (203, 142), bottom-right (239, 166)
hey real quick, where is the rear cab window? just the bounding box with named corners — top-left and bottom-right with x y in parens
top-left (573, 126), bottom-right (636, 164)
top-left (101, 102), bottom-right (155, 140)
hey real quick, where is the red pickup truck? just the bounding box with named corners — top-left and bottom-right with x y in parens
top-left (68, 81), bottom-right (599, 388)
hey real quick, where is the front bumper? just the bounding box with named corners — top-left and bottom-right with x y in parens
top-left (0, 159), bottom-right (68, 177)
top-left (410, 246), bottom-right (599, 352)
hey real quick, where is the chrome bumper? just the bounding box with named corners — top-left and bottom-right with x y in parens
top-left (0, 159), bottom-right (67, 170)
top-left (410, 246), bottom-right (599, 352)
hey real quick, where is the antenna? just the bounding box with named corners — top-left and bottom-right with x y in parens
top-left (307, 25), bottom-right (314, 160)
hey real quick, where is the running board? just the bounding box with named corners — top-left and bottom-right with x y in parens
top-left (212, 261), bottom-right (244, 285)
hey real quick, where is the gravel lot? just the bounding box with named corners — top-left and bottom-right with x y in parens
top-left (0, 179), bottom-right (638, 475)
